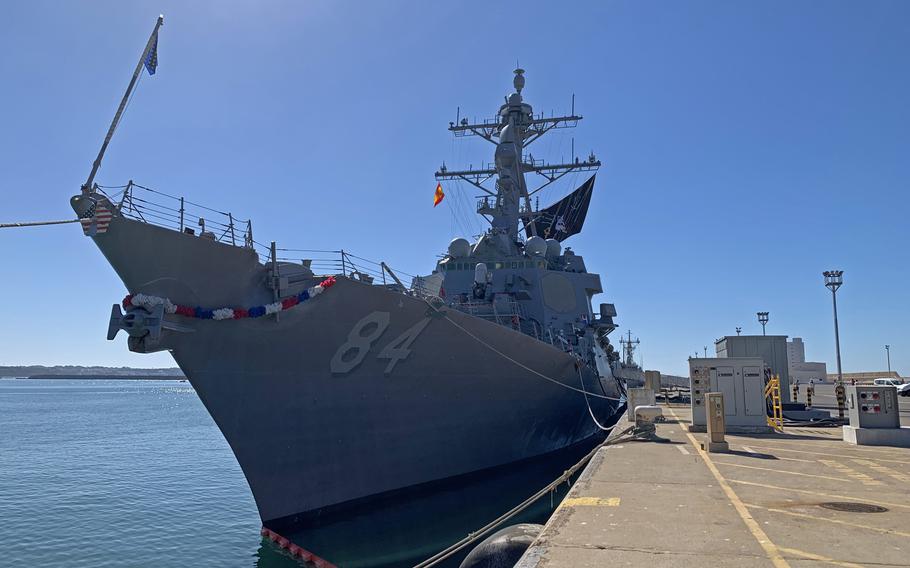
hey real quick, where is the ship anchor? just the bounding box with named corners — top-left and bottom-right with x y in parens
top-left (108, 303), bottom-right (194, 353)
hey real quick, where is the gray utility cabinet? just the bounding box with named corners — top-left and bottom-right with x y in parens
top-left (689, 357), bottom-right (769, 431)
top-left (847, 385), bottom-right (900, 428)
top-left (716, 335), bottom-right (791, 404)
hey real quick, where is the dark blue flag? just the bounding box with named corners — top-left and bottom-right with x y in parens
top-left (144, 35), bottom-right (158, 75)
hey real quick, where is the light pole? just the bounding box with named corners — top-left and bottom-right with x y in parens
top-left (885, 344), bottom-right (891, 374)
top-left (736, 327), bottom-right (742, 336)
top-left (823, 270), bottom-right (844, 386)
top-left (757, 312), bottom-right (769, 336)
top-left (704, 346), bottom-right (708, 358)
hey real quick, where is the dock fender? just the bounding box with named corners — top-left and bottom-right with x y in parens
top-left (459, 523), bottom-right (543, 568)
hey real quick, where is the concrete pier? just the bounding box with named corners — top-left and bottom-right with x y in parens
top-left (517, 385), bottom-right (910, 567)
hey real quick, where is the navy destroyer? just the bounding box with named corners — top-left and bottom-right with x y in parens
top-left (70, 18), bottom-right (626, 567)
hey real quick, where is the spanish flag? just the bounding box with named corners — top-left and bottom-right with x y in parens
top-left (433, 182), bottom-right (445, 207)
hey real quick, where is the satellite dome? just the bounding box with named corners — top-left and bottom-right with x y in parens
top-left (448, 238), bottom-right (471, 258)
top-left (545, 238), bottom-right (562, 259)
top-left (525, 236), bottom-right (547, 257)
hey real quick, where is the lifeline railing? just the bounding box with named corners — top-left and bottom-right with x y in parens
top-left (94, 181), bottom-right (431, 297)
top-left (97, 181), bottom-right (254, 248)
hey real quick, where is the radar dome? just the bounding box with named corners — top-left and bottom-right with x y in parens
top-left (525, 236), bottom-right (547, 257)
top-left (545, 239), bottom-right (562, 259)
top-left (448, 238), bottom-right (471, 258)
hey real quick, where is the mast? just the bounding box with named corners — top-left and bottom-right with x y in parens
top-left (435, 69), bottom-right (600, 246)
top-left (620, 330), bottom-right (640, 367)
top-left (82, 15), bottom-right (164, 194)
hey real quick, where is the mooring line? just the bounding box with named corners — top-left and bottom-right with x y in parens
top-left (1, 219), bottom-right (80, 228)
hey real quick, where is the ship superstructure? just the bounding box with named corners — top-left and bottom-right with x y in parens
top-left (69, 20), bottom-right (626, 566)
top-left (434, 70), bottom-right (621, 374)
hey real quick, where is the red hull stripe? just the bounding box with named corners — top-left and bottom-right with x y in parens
top-left (260, 527), bottom-right (338, 568)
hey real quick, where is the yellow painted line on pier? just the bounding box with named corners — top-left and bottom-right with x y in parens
top-left (712, 461), bottom-right (851, 483)
top-left (727, 479), bottom-right (910, 511)
top-left (851, 458), bottom-right (910, 483)
top-left (746, 444), bottom-right (910, 466)
top-left (668, 408), bottom-right (791, 568)
top-left (745, 503), bottom-right (910, 539)
top-left (560, 497), bottom-right (620, 507)
top-left (762, 437), bottom-right (908, 456)
top-left (817, 459), bottom-right (884, 486)
top-left (778, 546), bottom-right (866, 568)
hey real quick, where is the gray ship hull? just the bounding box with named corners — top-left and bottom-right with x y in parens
top-left (74, 198), bottom-right (623, 564)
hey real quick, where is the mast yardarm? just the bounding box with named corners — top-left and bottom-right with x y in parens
top-left (435, 69), bottom-right (600, 247)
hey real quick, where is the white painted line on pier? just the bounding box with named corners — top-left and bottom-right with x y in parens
top-left (676, 445), bottom-right (690, 455)
top-left (741, 445), bottom-right (757, 454)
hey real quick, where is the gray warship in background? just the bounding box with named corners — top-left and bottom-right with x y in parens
top-left (612, 330), bottom-right (646, 386)
top-left (69, 19), bottom-right (627, 567)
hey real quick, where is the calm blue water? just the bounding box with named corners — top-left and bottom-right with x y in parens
top-left (0, 379), bottom-right (301, 567)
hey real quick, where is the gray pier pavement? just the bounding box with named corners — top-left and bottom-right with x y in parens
top-left (517, 385), bottom-right (910, 568)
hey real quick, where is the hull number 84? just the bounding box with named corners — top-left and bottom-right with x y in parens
top-left (330, 311), bottom-right (430, 375)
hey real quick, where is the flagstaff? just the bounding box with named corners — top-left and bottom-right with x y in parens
top-left (82, 15), bottom-right (163, 194)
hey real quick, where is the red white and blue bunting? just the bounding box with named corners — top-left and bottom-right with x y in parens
top-left (122, 276), bottom-right (337, 320)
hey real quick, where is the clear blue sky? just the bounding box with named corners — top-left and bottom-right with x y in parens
top-left (1, 0), bottom-right (907, 376)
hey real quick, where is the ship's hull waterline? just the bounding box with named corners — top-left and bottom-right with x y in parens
top-left (73, 197), bottom-right (623, 563)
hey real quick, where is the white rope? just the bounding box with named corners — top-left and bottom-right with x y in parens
top-left (439, 311), bottom-right (622, 401)
top-left (575, 363), bottom-right (614, 431)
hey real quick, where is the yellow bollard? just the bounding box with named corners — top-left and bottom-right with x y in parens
top-left (835, 383), bottom-right (846, 419)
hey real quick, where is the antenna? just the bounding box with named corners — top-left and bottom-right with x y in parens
top-left (571, 93), bottom-right (575, 116)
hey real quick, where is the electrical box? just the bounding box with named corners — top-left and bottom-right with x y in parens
top-left (703, 392), bottom-right (729, 452)
top-left (626, 387), bottom-right (656, 422)
top-left (689, 357), bottom-right (769, 432)
top-left (847, 385), bottom-right (900, 428)
top-left (644, 370), bottom-right (661, 392)
top-left (715, 335), bottom-right (791, 404)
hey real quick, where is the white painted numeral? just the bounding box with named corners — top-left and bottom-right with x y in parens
top-left (377, 318), bottom-right (430, 375)
top-left (330, 311), bottom-right (390, 374)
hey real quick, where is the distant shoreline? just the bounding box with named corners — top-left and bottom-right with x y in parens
top-left (1, 376), bottom-right (186, 381)
top-left (0, 366), bottom-right (185, 381)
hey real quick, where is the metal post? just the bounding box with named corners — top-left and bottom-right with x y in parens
top-left (757, 312), bottom-right (769, 336)
top-left (885, 345), bottom-right (891, 374)
top-left (270, 241), bottom-right (280, 322)
top-left (832, 288), bottom-right (843, 385)
top-left (228, 213), bottom-right (236, 246)
top-left (179, 197), bottom-right (185, 232)
top-left (341, 249), bottom-right (347, 276)
top-left (83, 16), bottom-right (164, 193)
top-left (119, 180), bottom-right (133, 211)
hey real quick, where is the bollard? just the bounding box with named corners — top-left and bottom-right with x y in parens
top-left (792, 384), bottom-right (798, 403)
top-left (806, 386), bottom-right (813, 409)
top-left (835, 383), bottom-right (846, 419)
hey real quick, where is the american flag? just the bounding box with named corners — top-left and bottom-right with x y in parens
top-left (79, 201), bottom-right (113, 236)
